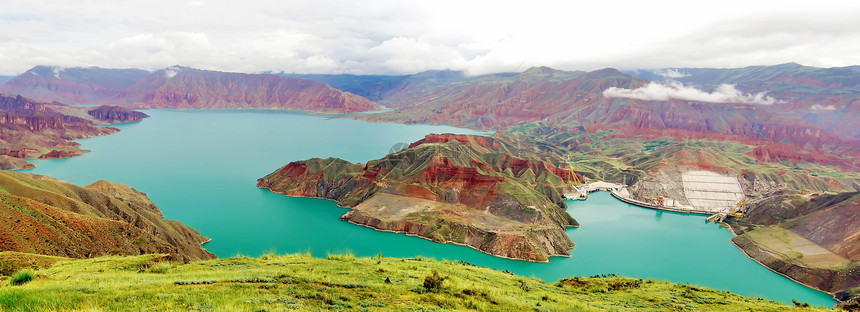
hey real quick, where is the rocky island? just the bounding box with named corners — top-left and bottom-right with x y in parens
top-left (258, 134), bottom-right (581, 262)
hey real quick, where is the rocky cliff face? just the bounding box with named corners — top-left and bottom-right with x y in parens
top-left (87, 105), bottom-right (149, 123)
top-left (0, 94), bottom-right (142, 169)
top-left (0, 170), bottom-right (214, 261)
top-left (258, 134), bottom-right (580, 262)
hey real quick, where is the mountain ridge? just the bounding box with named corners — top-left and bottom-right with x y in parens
top-left (0, 65), bottom-right (382, 113)
top-left (0, 170), bottom-right (214, 262)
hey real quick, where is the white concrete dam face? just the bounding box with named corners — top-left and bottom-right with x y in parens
top-left (681, 170), bottom-right (744, 213)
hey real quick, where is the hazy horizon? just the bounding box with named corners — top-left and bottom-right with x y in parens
top-left (2, 1), bottom-right (860, 76)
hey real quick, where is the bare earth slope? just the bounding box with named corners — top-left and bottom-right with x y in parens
top-left (0, 170), bottom-right (214, 262)
top-left (730, 193), bottom-right (860, 304)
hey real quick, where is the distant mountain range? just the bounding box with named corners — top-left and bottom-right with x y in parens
top-left (288, 63), bottom-right (860, 141)
top-left (335, 65), bottom-right (858, 168)
top-left (625, 63), bottom-right (860, 140)
top-left (1, 63), bottom-right (857, 167)
top-left (0, 66), bottom-right (380, 113)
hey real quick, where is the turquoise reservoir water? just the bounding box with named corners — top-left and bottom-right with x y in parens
top-left (22, 109), bottom-right (836, 307)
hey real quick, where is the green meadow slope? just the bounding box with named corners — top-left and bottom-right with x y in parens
top-left (0, 253), bottom-right (830, 311)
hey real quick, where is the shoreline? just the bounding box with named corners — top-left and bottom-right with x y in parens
top-left (609, 189), bottom-right (714, 216)
top-left (599, 188), bottom-right (840, 305)
top-left (258, 186), bottom-right (572, 263)
top-left (342, 219), bottom-right (572, 264)
top-left (726, 225), bottom-right (840, 305)
top-left (264, 185), bottom-right (841, 304)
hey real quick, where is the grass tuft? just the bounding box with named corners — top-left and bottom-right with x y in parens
top-left (326, 251), bottom-right (355, 261)
top-left (8, 269), bottom-right (34, 286)
top-left (145, 262), bottom-right (173, 274)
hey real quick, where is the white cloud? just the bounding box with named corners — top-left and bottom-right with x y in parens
top-left (163, 65), bottom-right (181, 78)
top-left (811, 104), bottom-right (837, 111)
top-left (655, 69), bottom-right (689, 79)
top-left (0, 1), bottom-right (859, 75)
top-left (603, 82), bottom-right (778, 105)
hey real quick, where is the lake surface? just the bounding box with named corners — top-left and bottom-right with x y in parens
top-left (23, 109), bottom-right (836, 307)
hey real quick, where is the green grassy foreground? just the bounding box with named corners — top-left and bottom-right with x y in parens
top-left (0, 253), bottom-right (830, 311)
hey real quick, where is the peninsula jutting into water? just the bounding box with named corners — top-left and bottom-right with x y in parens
top-left (21, 109), bottom-right (838, 307)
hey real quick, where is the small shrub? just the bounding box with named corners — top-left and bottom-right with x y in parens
top-left (792, 298), bottom-right (810, 307)
top-left (9, 269), bottom-right (34, 286)
top-left (146, 262), bottom-right (173, 274)
top-left (519, 280), bottom-right (532, 292)
top-left (423, 270), bottom-right (446, 292)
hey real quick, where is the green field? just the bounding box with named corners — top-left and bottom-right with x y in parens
top-left (0, 253), bottom-right (828, 311)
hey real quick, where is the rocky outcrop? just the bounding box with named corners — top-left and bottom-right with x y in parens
top-left (0, 156), bottom-right (34, 170)
top-left (38, 150), bottom-right (81, 159)
top-left (0, 170), bottom-right (214, 261)
top-left (87, 105), bottom-right (149, 123)
top-left (0, 94), bottom-right (141, 169)
top-left (258, 134), bottom-right (580, 262)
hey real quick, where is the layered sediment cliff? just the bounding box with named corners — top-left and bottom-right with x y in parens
top-left (0, 94), bottom-right (130, 168)
top-left (258, 134), bottom-right (580, 262)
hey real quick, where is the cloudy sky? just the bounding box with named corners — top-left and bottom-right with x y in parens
top-left (1, 0), bottom-right (859, 76)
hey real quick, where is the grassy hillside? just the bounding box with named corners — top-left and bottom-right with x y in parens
top-left (0, 253), bottom-right (829, 311)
